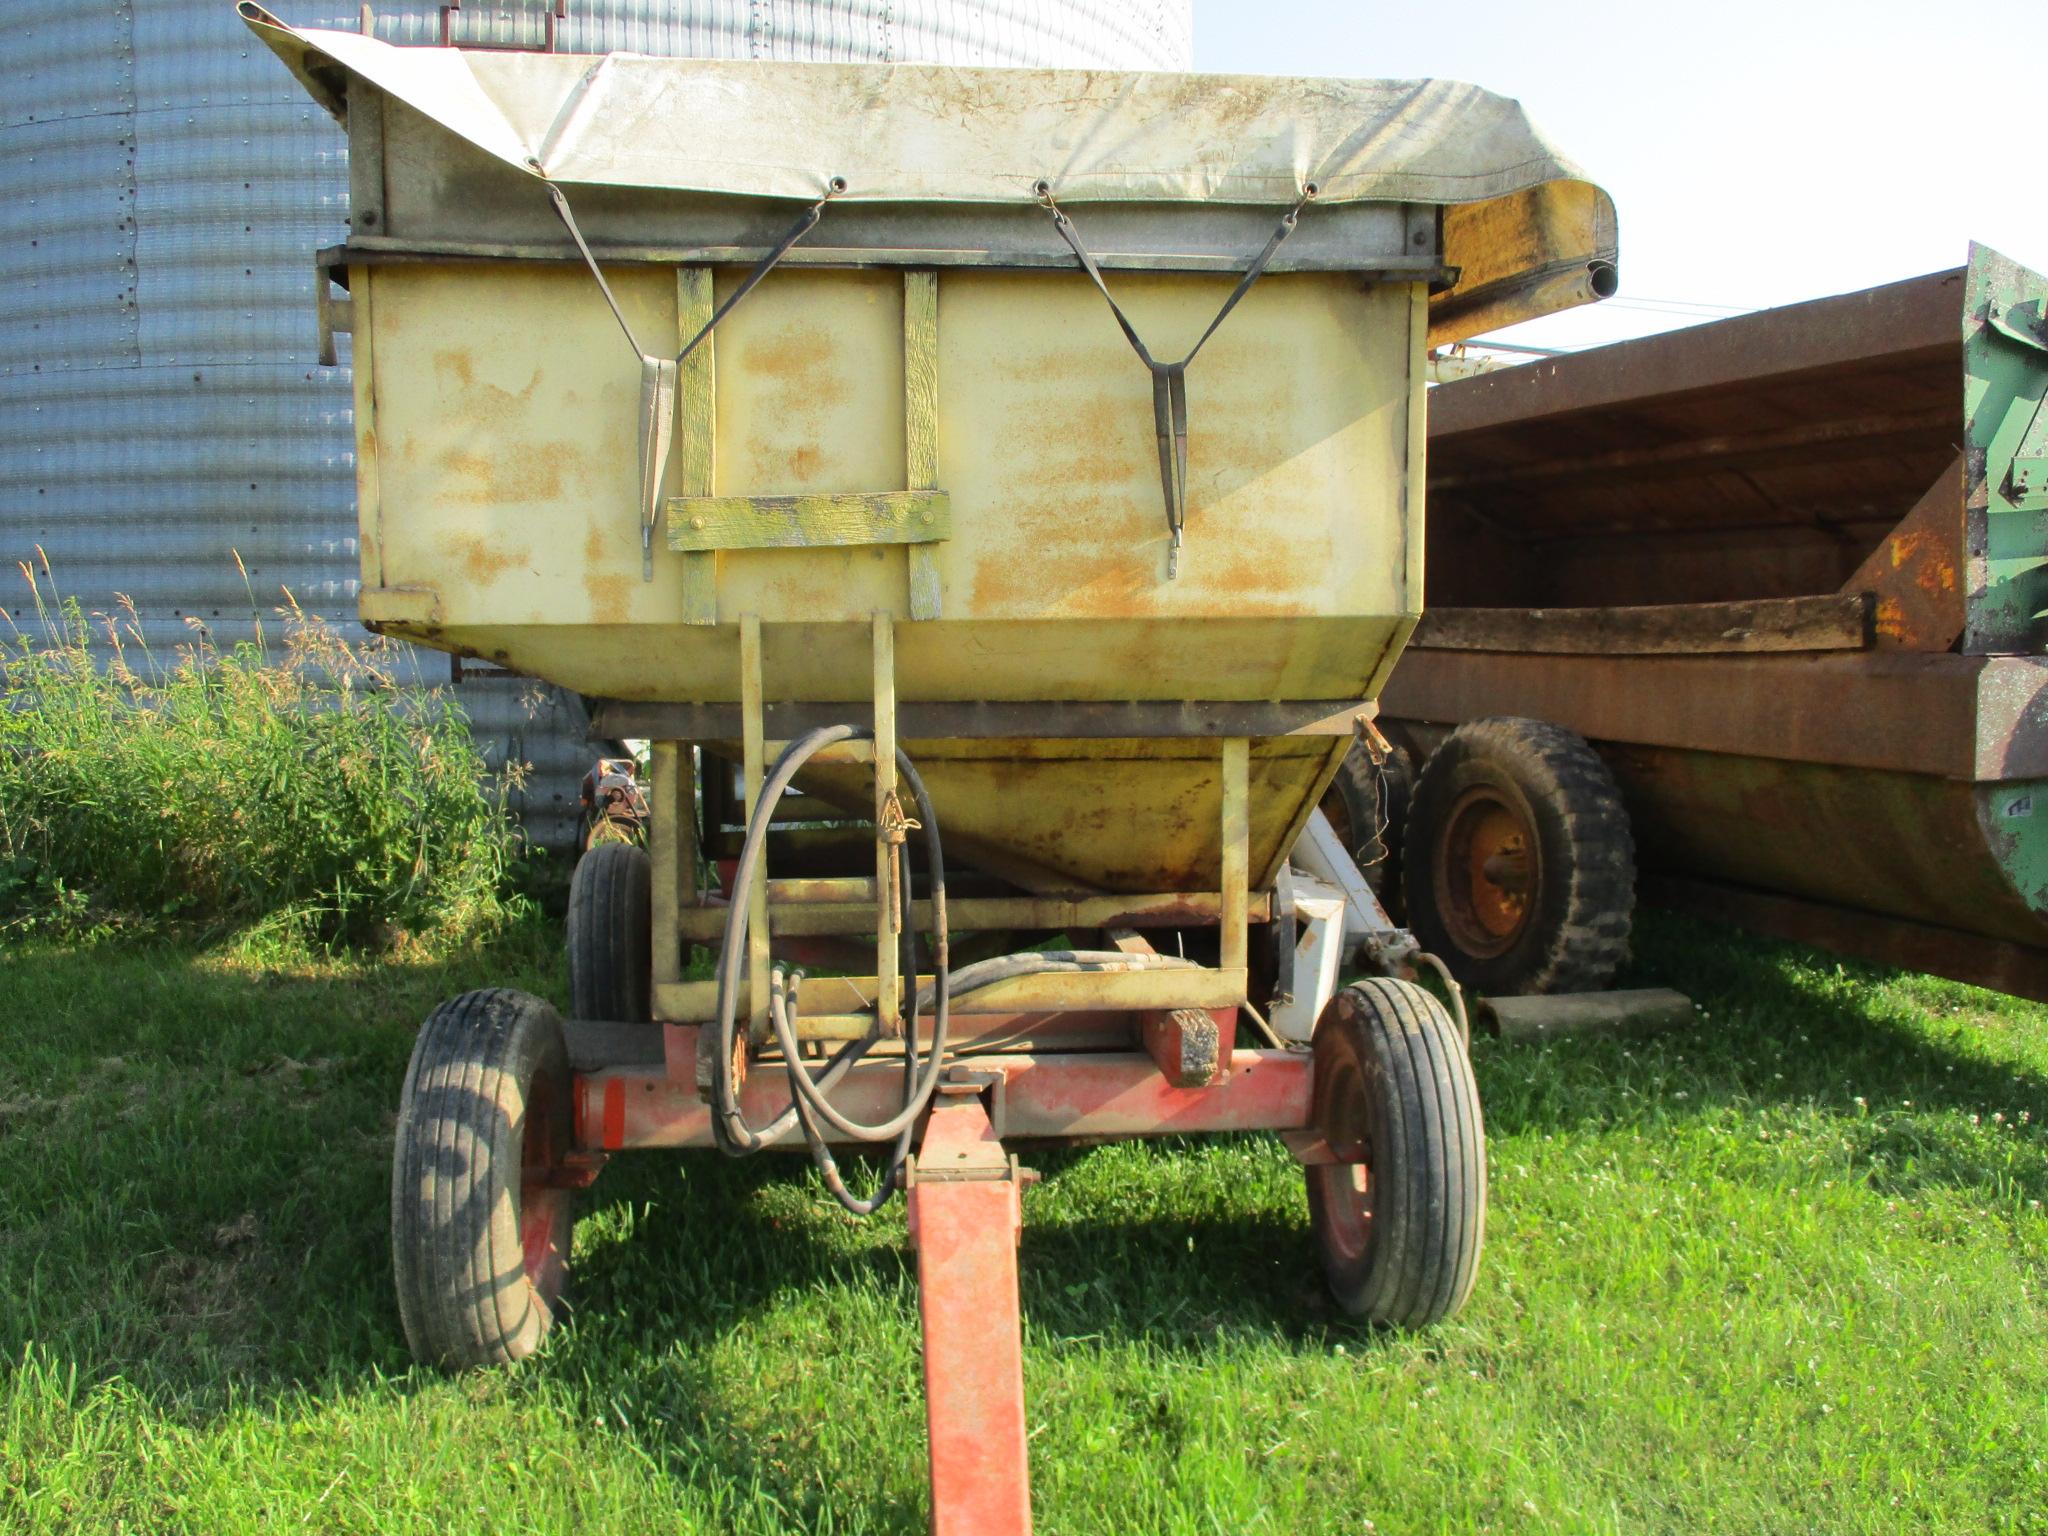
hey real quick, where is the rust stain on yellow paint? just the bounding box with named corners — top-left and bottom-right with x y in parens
top-left (434, 348), bottom-right (476, 388)
top-left (438, 445), bottom-right (566, 505)
top-left (743, 324), bottom-right (851, 407)
top-left (584, 571), bottom-right (633, 625)
top-left (447, 534), bottom-right (527, 586)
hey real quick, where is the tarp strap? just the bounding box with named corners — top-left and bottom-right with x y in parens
top-left (542, 173), bottom-right (844, 579)
top-left (1039, 183), bottom-right (1313, 577)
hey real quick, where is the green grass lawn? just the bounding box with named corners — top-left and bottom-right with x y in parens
top-left (1, 913), bottom-right (2044, 1534)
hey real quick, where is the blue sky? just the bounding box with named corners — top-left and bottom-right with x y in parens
top-left (1193, 0), bottom-right (2047, 350)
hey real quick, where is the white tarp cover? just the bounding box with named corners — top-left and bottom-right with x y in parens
top-left (237, 3), bottom-right (1616, 337)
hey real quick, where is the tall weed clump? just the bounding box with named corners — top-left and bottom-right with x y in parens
top-left (0, 552), bottom-right (525, 944)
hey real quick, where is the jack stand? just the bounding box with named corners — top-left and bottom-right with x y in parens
top-left (905, 1088), bottom-right (1035, 1536)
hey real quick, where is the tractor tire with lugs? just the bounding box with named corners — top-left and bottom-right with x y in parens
top-left (1402, 717), bottom-right (1633, 996)
top-left (1318, 740), bottom-right (1414, 901)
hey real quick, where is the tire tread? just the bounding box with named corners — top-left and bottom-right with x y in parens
top-left (391, 988), bottom-right (571, 1369)
top-left (1310, 979), bottom-right (1486, 1328)
top-left (568, 843), bottom-right (653, 1022)
top-left (1403, 717), bottom-right (1634, 995)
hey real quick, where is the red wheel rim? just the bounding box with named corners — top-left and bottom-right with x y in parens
top-left (519, 1067), bottom-right (573, 1308)
top-left (1311, 1055), bottom-right (1373, 1263)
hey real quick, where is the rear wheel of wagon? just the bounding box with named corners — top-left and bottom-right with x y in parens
top-left (1318, 742), bottom-right (1413, 900)
top-left (392, 989), bottom-right (578, 1369)
top-left (1402, 717), bottom-right (1634, 996)
top-left (568, 841), bottom-right (652, 1022)
top-left (1307, 978), bottom-right (1485, 1327)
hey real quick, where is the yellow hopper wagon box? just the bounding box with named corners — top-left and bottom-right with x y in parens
top-left (244, 4), bottom-right (1613, 1526)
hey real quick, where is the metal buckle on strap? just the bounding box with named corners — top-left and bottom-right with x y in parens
top-left (1038, 181), bottom-right (1315, 578)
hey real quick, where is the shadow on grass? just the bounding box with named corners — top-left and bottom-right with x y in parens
top-left (1471, 910), bottom-right (2048, 1202)
top-left (5, 928), bottom-right (1333, 1530)
top-left (9, 910), bottom-right (2047, 1526)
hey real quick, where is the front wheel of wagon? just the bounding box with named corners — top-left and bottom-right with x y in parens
top-left (1306, 978), bottom-right (1485, 1327)
top-left (392, 989), bottom-right (578, 1369)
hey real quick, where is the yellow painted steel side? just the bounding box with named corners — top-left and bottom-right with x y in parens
top-left (359, 263), bottom-right (1414, 669)
top-left (354, 259), bottom-right (1426, 889)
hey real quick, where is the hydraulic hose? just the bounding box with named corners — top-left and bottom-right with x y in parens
top-left (708, 722), bottom-right (1200, 1216)
top-left (708, 725), bottom-right (940, 1164)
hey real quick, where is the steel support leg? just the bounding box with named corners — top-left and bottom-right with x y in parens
top-left (907, 1095), bottom-right (1033, 1536)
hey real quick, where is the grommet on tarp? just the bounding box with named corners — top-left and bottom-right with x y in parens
top-left (1037, 178), bottom-right (1316, 579)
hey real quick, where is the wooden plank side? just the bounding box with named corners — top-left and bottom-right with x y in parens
top-left (1411, 594), bottom-right (1873, 656)
top-left (669, 490), bottom-right (951, 551)
top-left (677, 266), bottom-right (717, 625)
top-left (1378, 648), bottom-right (1985, 779)
top-left (905, 269), bottom-right (942, 619)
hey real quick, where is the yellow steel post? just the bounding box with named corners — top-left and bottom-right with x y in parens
top-left (872, 611), bottom-right (901, 1032)
top-left (1220, 738), bottom-right (1249, 973)
top-left (677, 266), bottom-right (717, 625)
top-left (649, 741), bottom-right (682, 989)
top-left (741, 613), bottom-right (770, 1041)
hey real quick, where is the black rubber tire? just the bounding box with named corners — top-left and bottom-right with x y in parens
top-left (1402, 717), bottom-right (1634, 996)
top-left (568, 841), bottom-right (652, 1022)
top-left (1307, 979), bottom-right (1486, 1327)
top-left (391, 989), bottom-right (577, 1369)
top-left (1319, 743), bottom-right (1413, 899)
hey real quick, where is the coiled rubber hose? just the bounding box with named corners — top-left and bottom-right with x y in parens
top-left (709, 723), bottom-right (1198, 1215)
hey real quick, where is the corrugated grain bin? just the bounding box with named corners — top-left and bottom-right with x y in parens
top-left (0, 0), bottom-right (1192, 852)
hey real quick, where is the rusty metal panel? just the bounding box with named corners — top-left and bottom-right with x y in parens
top-left (1379, 648), bottom-right (1998, 779)
top-left (1423, 265), bottom-right (1969, 613)
top-left (1601, 746), bottom-right (2048, 946)
top-left (1846, 455), bottom-right (1968, 651)
top-left (1392, 250), bottom-right (2048, 988)
top-left (1430, 265), bottom-right (1962, 438)
top-left (1647, 876), bottom-right (2048, 1005)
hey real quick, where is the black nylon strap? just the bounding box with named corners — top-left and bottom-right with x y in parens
top-left (1041, 183), bottom-right (1314, 576)
top-left (675, 179), bottom-right (844, 369)
top-left (543, 172), bottom-right (845, 366)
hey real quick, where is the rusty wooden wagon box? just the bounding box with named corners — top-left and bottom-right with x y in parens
top-left (1359, 247), bottom-right (2048, 1005)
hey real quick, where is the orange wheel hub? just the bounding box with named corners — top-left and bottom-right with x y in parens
top-left (1433, 786), bottom-right (1538, 958)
